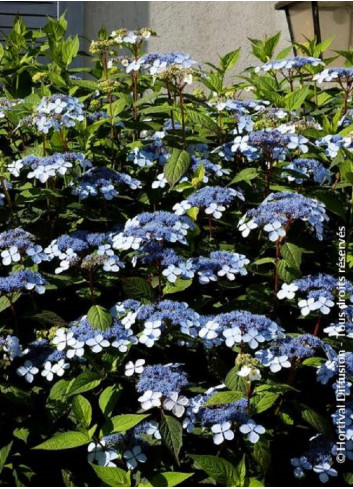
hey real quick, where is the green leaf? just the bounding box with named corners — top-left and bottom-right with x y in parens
top-left (252, 439), bottom-right (271, 474)
top-left (251, 393), bottom-right (279, 413)
top-left (99, 385), bottom-right (121, 416)
top-left (280, 243), bottom-right (302, 271)
top-left (302, 357), bottom-right (326, 367)
top-left (186, 110), bottom-right (220, 133)
top-left (111, 99), bottom-right (126, 116)
top-left (220, 48), bottom-right (241, 72)
top-left (163, 279), bottom-right (192, 295)
top-left (0, 293), bottom-right (21, 313)
top-left (164, 149), bottom-right (190, 187)
top-left (190, 455), bottom-right (239, 486)
top-left (66, 372), bottom-right (103, 398)
top-left (285, 86), bottom-right (309, 111)
top-left (33, 431), bottom-right (91, 450)
top-left (62, 35), bottom-right (79, 65)
top-left (122, 277), bottom-right (154, 300)
top-left (299, 404), bottom-right (333, 437)
top-left (229, 167), bottom-right (259, 185)
top-left (151, 472), bottom-right (193, 487)
top-left (0, 441), bottom-right (12, 474)
top-left (72, 395), bottom-right (92, 428)
top-left (91, 464), bottom-right (131, 487)
top-left (204, 391), bottom-right (244, 406)
top-left (109, 414), bottom-right (150, 433)
top-left (87, 305), bottom-right (112, 331)
top-left (225, 367), bottom-right (247, 393)
top-left (276, 259), bottom-right (300, 283)
top-left (160, 415), bottom-right (183, 465)
top-left (234, 456), bottom-right (246, 487)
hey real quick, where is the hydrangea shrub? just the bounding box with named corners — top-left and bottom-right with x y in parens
top-left (0, 17), bottom-right (352, 487)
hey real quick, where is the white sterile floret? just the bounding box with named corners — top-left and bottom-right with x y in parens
top-left (315, 296), bottom-right (335, 315)
top-left (277, 283), bottom-right (298, 300)
top-left (263, 221), bottom-right (286, 241)
top-left (298, 298), bottom-right (318, 316)
top-left (173, 200), bottom-right (191, 215)
top-left (123, 446), bottom-right (147, 470)
top-left (66, 340), bottom-right (85, 359)
top-left (1, 246), bottom-right (21, 265)
top-left (205, 202), bottom-right (226, 219)
top-left (223, 327), bottom-right (242, 347)
top-left (211, 422), bottom-right (234, 445)
top-left (52, 329), bottom-right (76, 351)
top-left (16, 360), bottom-right (39, 383)
top-left (152, 173), bottom-right (168, 189)
top-left (163, 392), bottom-right (189, 417)
top-left (86, 334), bottom-right (110, 353)
top-left (199, 320), bottom-right (219, 341)
top-left (238, 216), bottom-right (258, 237)
top-left (238, 365), bottom-right (261, 381)
top-left (138, 390), bottom-right (162, 410)
top-left (125, 359), bottom-right (145, 377)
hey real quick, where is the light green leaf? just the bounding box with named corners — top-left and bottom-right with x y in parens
top-left (229, 168), bottom-right (259, 185)
top-left (72, 395), bottom-right (92, 428)
top-left (99, 385), bottom-right (121, 416)
top-left (151, 472), bottom-right (193, 487)
top-left (87, 305), bottom-right (112, 331)
top-left (33, 431), bottom-right (91, 451)
top-left (66, 372), bottom-right (103, 398)
top-left (280, 243), bottom-right (302, 271)
top-left (160, 415), bottom-right (183, 465)
top-left (109, 414), bottom-right (150, 433)
top-left (251, 393), bottom-right (279, 413)
top-left (111, 99), bottom-right (126, 116)
top-left (163, 279), bottom-right (192, 295)
top-left (164, 149), bottom-right (190, 187)
top-left (0, 441), bottom-right (12, 474)
top-left (190, 454), bottom-right (239, 486)
top-left (204, 391), bottom-right (244, 406)
top-left (91, 464), bottom-right (131, 487)
top-left (285, 86), bottom-right (309, 111)
top-left (224, 367), bottom-right (247, 393)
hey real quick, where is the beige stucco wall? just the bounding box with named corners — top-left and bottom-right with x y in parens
top-left (84, 1), bottom-right (290, 72)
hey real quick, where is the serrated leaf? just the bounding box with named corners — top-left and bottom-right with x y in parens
top-left (225, 367), bottom-right (247, 393)
top-left (151, 472), bottom-right (193, 487)
top-left (285, 86), bottom-right (309, 111)
top-left (122, 277), bottom-right (154, 300)
top-left (163, 279), bottom-right (192, 295)
top-left (99, 385), bottom-right (121, 416)
top-left (251, 393), bottom-right (279, 413)
top-left (229, 167), bottom-right (259, 185)
top-left (66, 372), bottom-right (103, 398)
top-left (109, 414), bottom-right (150, 433)
top-left (252, 439), bottom-right (271, 474)
top-left (72, 395), bottom-right (92, 428)
top-left (91, 464), bottom-right (130, 487)
top-left (0, 442), bottom-right (12, 474)
top-left (280, 243), bottom-right (302, 270)
top-left (160, 415), bottom-right (183, 465)
top-left (164, 149), bottom-right (190, 187)
top-left (33, 431), bottom-right (91, 450)
top-left (299, 404), bottom-right (333, 437)
top-left (87, 305), bottom-right (112, 331)
top-left (190, 454), bottom-right (239, 486)
top-left (204, 391), bottom-right (244, 406)
top-left (0, 293), bottom-right (21, 313)
top-left (276, 259), bottom-right (300, 283)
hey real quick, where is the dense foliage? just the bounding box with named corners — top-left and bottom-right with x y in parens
top-left (0, 15), bottom-right (352, 487)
